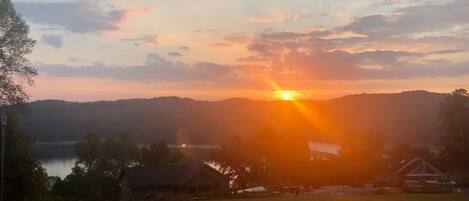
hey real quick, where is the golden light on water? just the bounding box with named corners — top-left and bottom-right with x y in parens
top-left (275, 90), bottom-right (300, 101)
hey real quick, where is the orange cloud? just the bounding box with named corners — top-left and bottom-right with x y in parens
top-left (99, 5), bottom-right (155, 36)
top-left (115, 5), bottom-right (155, 24)
top-left (247, 11), bottom-right (311, 24)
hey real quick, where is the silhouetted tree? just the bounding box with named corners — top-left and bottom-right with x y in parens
top-left (52, 133), bottom-right (140, 201)
top-left (387, 143), bottom-right (438, 171)
top-left (0, 0), bottom-right (37, 105)
top-left (258, 129), bottom-right (310, 186)
top-left (0, 3), bottom-right (43, 198)
top-left (244, 127), bottom-right (279, 187)
top-left (210, 128), bottom-right (312, 190)
top-left (338, 130), bottom-right (386, 185)
top-left (210, 135), bottom-right (252, 191)
top-left (101, 135), bottom-right (140, 177)
top-left (139, 140), bottom-right (183, 167)
top-left (438, 89), bottom-right (469, 168)
top-left (211, 128), bottom-right (395, 189)
top-left (3, 114), bottom-right (47, 201)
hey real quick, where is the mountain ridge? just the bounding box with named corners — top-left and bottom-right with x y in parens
top-left (18, 90), bottom-right (448, 145)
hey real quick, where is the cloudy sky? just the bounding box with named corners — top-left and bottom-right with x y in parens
top-left (12, 0), bottom-right (469, 101)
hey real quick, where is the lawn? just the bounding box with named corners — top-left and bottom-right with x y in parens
top-left (216, 193), bottom-right (468, 201)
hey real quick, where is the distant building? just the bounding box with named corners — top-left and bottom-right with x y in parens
top-left (121, 162), bottom-right (229, 201)
top-left (395, 156), bottom-right (454, 193)
top-left (395, 156), bottom-right (444, 181)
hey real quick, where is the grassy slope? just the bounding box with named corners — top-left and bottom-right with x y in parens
top-left (217, 193), bottom-right (468, 201)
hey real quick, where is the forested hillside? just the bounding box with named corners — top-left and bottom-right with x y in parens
top-left (16, 90), bottom-right (446, 145)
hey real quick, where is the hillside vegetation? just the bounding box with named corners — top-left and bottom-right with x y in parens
top-left (16, 90), bottom-right (446, 145)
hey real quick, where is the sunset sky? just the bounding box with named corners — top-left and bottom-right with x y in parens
top-left (13, 0), bottom-right (469, 101)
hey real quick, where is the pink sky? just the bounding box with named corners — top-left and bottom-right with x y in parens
top-left (13, 0), bottom-right (469, 101)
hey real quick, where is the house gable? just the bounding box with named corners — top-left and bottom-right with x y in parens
top-left (395, 156), bottom-right (445, 181)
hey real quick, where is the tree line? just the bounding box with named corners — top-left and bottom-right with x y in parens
top-left (49, 133), bottom-right (183, 201)
top-left (209, 128), bottom-right (386, 190)
top-left (209, 89), bottom-right (469, 191)
top-left (2, 117), bottom-right (184, 201)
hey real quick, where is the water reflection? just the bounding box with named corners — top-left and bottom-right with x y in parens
top-left (38, 144), bottom-right (220, 179)
top-left (41, 158), bottom-right (76, 178)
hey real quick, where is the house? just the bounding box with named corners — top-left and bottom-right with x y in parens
top-left (394, 156), bottom-right (454, 193)
top-left (395, 156), bottom-right (444, 180)
top-left (121, 162), bottom-right (229, 201)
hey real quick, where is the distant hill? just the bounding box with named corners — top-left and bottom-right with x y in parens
top-left (15, 90), bottom-right (447, 145)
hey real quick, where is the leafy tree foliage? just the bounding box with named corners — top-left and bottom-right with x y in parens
top-left (438, 89), bottom-right (469, 168)
top-left (100, 135), bottom-right (140, 177)
top-left (52, 134), bottom-right (184, 201)
top-left (246, 128), bottom-right (311, 187)
top-left (0, 4), bottom-right (42, 198)
top-left (3, 114), bottom-right (47, 201)
top-left (139, 140), bottom-right (182, 167)
top-left (337, 130), bottom-right (386, 185)
top-left (386, 143), bottom-right (439, 170)
top-left (0, 0), bottom-right (37, 105)
top-left (52, 133), bottom-right (140, 201)
top-left (211, 128), bottom-right (388, 191)
top-left (210, 135), bottom-right (252, 191)
top-left (210, 128), bottom-right (312, 190)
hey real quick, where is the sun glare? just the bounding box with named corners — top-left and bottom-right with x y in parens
top-left (275, 90), bottom-right (300, 101)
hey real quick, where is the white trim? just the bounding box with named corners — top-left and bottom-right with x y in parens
top-left (396, 156), bottom-right (424, 174)
top-left (406, 161), bottom-right (443, 177)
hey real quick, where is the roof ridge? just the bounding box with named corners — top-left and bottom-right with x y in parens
top-left (395, 156), bottom-right (424, 174)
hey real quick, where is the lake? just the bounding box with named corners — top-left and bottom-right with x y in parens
top-left (41, 157), bottom-right (221, 179)
top-left (39, 143), bottom-right (221, 178)
top-left (39, 142), bottom-right (335, 178)
top-left (41, 158), bottom-right (76, 178)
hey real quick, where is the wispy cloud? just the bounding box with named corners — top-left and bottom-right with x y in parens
top-left (121, 34), bottom-right (159, 46)
top-left (67, 57), bottom-right (87, 63)
top-left (168, 52), bottom-right (182, 57)
top-left (247, 11), bottom-right (311, 24)
top-left (41, 34), bottom-right (63, 48)
top-left (37, 53), bottom-right (233, 82)
top-left (15, 1), bottom-right (154, 34)
top-left (237, 0), bottom-right (469, 81)
top-left (209, 33), bottom-right (252, 48)
top-left (179, 46), bottom-right (191, 51)
top-left (342, 0), bottom-right (469, 39)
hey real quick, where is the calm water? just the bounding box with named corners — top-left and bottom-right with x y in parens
top-left (41, 158), bottom-right (76, 178)
top-left (40, 158), bottom-right (221, 179)
top-left (38, 143), bottom-right (333, 179)
top-left (38, 144), bottom-right (221, 178)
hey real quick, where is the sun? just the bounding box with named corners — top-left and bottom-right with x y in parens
top-left (275, 90), bottom-right (300, 101)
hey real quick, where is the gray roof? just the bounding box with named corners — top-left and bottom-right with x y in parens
top-left (124, 162), bottom-right (227, 189)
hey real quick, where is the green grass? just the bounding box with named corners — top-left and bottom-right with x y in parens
top-left (217, 193), bottom-right (468, 201)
